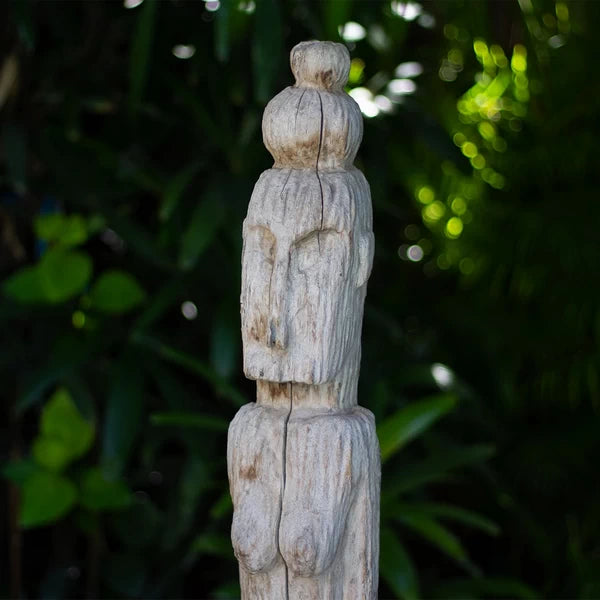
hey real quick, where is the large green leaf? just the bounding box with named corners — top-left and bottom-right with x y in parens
top-left (20, 470), bottom-right (78, 528)
top-left (380, 528), bottom-right (419, 600)
top-left (32, 387), bottom-right (94, 471)
top-left (378, 394), bottom-right (457, 462)
top-left (38, 248), bottom-right (93, 303)
top-left (90, 270), bottom-right (146, 314)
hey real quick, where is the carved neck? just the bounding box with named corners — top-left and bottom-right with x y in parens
top-left (256, 344), bottom-right (361, 412)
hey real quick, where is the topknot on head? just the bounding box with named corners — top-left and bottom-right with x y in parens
top-left (290, 41), bottom-right (350, 92)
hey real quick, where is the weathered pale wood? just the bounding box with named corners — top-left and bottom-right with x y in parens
top-left (228, 40), bottom-right (380, 599)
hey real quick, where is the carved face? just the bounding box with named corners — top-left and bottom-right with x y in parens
top-left (241, 169), bottom-right (373, 384)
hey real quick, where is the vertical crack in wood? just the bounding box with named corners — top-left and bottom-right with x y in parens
top-left (315, 91), bottom-right (325, 253)
top-left (278, 382), bottom-right (293, 600)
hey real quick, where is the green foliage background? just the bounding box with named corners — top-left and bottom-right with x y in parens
top-left (1, 0), bottom-right (599, 598)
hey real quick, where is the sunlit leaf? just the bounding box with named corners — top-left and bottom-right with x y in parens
top-left (20, 470), bottom-right (77, 528)
top-left (90, 270), bottom-right (146, 314)
top-left (380, 528), bottom-right (419, 600)
top-left (32, 387), bottom-right (94, 471)
top-left (378, 394), bottom-right (457, 462)
top-left (38, 248), bottom-right (93, 303)
top-left (79, 467), bottom-right (132, 512)
top-left (3, 265), bottom-right (45, 303)
top-left (34, 214), bottom-right (87, 246)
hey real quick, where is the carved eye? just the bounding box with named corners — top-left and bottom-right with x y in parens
top-left (294, 229), bottom-right (339, 273)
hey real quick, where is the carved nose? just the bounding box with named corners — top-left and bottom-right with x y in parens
top-left (267, 256), bottom-right (288, 349)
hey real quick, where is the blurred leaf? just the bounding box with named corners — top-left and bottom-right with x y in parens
top-left (32, 387), bottom-right (94, 471)
top-left (252, 0), bottom-right (283, 103)
top-left (150, 411), bottom-right (228, 431)
top-left (2, 120), bottom-right (26, 193)
top-left (111, 499), bottom-right (162, 549)
top-left (163, 454), bottom-right (209, 550)
top-left (215, 0), bottom-right (231, 62)
top-left (103, 553), bottom-right (146, 597)
top-left (20, 470), bottom-right (77, 528)
top-left (90, 269), bottom-right (146, 314)
top-left (178, 187), bottom-right (227, 271)
top-left (210, 307), bottom-right (238, 379)
top-left (4, 247), bottom-right (92, 304)
top-left (160, 161), bottom-right (202, 222)
top-left (10, 0), bottom-right (35, 50)
top-left (383, 444), bottom-right (495, 497)
top-left (38, 247), bottom-right (92, 303)
top-left (2, 265), bottom-right (44, 303)
top-left (378, 394), bottom-right (457, 462)
top-left (102, 353), bottom-right (145, 477)
top-left (190, 533), bottom-right (236, 560)
top-left (397, 513), bottom-right (479, 575)
top-left (433, 577), bottom-right (539, 599)
top-left (212, 582), bottom-right (242, 599)
top-left (79, 467), bottom-right (132, 512)
top-left (34, 214), bottom-right (87, 246)
top-left (133, 274), bottom-right (184, 332)
top-left (393, 502), bottom-right (500, 536)
top-left (1, 459), bottom-right (38, 484)
top-left (322, 0), bottom-right (352, 41)
top-left (16, 333), bottom-right (100, 414)
top-left (129, 0), bottom-right (158, 115)
top-left (210, 490), bottom-right (233, 519)
top-left (132, 333), bottom-right (246, 406)
top-left (380, 528), bottom-right (419, 600)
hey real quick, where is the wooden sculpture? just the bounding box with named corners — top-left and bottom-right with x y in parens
top-left (228, 40), bottom-right (380, 599)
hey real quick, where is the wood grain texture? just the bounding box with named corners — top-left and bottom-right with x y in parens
top-left (228, 40), bottom-right (380, 599)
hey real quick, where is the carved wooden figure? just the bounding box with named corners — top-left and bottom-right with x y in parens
top-left (228, 40), bottom-right (380, 599)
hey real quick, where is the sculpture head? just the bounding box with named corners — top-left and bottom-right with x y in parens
top-left (240, 41), bottom-right (374, 388)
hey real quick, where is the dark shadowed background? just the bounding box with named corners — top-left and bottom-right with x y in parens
top-left (1, 0), bottom-right (599, 598)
